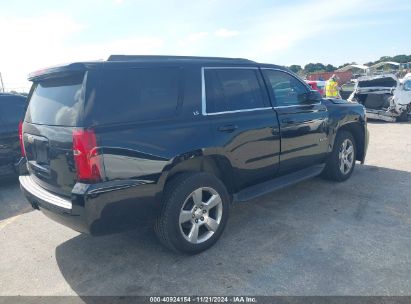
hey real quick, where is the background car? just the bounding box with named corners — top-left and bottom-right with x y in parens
top-left (306, 80), bottom-right (325, 96)
top-left (348, 74), bottom-right (411, 122)
top-left (0, 93), bottom-right (27, 179)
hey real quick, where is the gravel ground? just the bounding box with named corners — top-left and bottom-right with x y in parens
top-left (0, 121), bottom-right (410, 296)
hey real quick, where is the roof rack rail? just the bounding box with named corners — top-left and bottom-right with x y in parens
top-left (107, 55), bottom-right (255, 63)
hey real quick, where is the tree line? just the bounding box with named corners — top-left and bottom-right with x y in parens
top-left (288, 54), bottom-right (411, 74)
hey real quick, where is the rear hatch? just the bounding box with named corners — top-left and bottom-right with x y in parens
top-left (23, 73), bottom-right (86, 197)
top-left (355, 75), bottom-right (397, 110)
top-left (357, 75), bottom-right (398, 89)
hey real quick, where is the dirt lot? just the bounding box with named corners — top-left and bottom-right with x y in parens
top-left (0, 121), bottom-right (410, 296)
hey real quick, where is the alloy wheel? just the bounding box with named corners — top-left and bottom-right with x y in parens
top-left (179, 187), bottom-right (223, 244)
top-left (339, 138), bottom-right (354, 175)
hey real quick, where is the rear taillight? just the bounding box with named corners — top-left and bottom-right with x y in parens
top-left (18, 121), bottom-right (26, 157)
top-left (72, 129), bottom-right (104, 183)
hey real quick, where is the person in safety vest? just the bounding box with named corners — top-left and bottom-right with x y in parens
top-left (325, 74), bottom-right (341, 98)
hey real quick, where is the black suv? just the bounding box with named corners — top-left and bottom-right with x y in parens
top-left (0, 93), bottom-right (27, 179)
top-left (19, 56), bottom-right (368, 253)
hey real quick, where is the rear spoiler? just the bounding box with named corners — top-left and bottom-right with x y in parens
top-left (28, 62), bottom-right (100, 81)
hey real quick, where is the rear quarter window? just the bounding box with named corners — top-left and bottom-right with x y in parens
top-left (90, 67), bottom-right (181, 125)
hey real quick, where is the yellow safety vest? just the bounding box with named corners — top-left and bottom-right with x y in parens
top-left (325, 79), bottom-right (339, 98)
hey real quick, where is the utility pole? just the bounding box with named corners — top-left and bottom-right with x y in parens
top-left (0, 72), bottom-right (4, 92)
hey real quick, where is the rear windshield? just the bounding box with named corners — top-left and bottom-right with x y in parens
top-left (25, 73), bottom-right (85, 126)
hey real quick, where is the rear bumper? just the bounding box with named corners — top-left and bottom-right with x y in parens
top-left (20, 175), bottom-right (72, 209)
top-left (366, 110), bottom-right (397, 122)
top-left (19, 175), bottom-right (89, 233)
top-left (19, 175), bottom-right (162, 235)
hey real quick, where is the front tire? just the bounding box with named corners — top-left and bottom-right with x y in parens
top-left (321, 130), bottom-right (356, 182)
top-left (155, 172), bottom-right (230, 254)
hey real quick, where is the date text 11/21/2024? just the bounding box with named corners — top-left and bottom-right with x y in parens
top-left (149, 296), bottom-right (257, 303)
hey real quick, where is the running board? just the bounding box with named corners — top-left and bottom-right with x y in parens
top-left (233, 164), bottom-right (325, 203)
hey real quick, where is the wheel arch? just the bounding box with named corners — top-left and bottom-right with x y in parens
top-left (335, 122), bottom-right (366, 163)
top-left (158, 153), bottom-right (236, 198)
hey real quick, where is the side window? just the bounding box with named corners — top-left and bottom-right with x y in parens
top-left (94, 67), bottom-right (180, 125)
top-left (204, 68), bottom-right (267, 113)
top-left (0, 97), bottom-right (26, 125)
top-left (403, 80), bottom-right (411, 91)
top-left (263, 70), bottom-right (309, 106)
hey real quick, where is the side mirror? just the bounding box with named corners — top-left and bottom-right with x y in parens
top-left (302, 90), bottom-right (322, 103)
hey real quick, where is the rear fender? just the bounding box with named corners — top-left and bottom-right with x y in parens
top-left (158, 151), bottom-right (236, 197)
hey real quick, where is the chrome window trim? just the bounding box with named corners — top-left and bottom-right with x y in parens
top-left (201, 67), bottom-right (207, 115)
top-left (203, 67), bottom-right (259, 70)
top-left (19, 175), bottom-right (72, 210)
top-left (206, 107), bottom-right (273, 116)
top-left (260, 67), bottom-right (322, 108)
top-left (274, 103), bottom-right (322, 109)
top-left (201, 66), bottom-right (268, 116)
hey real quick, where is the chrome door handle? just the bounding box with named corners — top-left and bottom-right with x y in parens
top-left (218, 125), bottom-right (238, 133)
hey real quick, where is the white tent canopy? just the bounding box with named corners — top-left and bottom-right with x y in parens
top-left (337, 64), bottom-right (369, 72)
top-left (370, 61), bottom-right (400, 69)
top-left (336, 61), bottom-right (402, 75)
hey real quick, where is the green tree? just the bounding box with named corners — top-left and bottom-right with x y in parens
top-left (392, 54), bottom-right (411, 63)
top-left (325, 64), bottom-right (336, 72)
top-left (337, 62), bottom-right (356, 69)
top-left (289, 65), bottom-right (302, 73)
top-left (304, 63), bottom-right (326, 73)
top-left (377, 56), bottom-right (391, 63)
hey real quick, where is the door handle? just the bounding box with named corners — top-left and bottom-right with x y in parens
top-left (218, 125), bottom-right (238, 133)
top-left (282, 118), bottom-right (295, 124)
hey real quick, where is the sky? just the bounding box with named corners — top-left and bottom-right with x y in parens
top-left (1, 0), bottom-right (411, 92)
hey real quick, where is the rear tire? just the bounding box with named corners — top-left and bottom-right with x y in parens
top-left (321, 130), bottom-right (356, 182)
top-left (397, 110), bottom-right (409, 122)
top-left (155, 172), bottom-right (230, 254)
